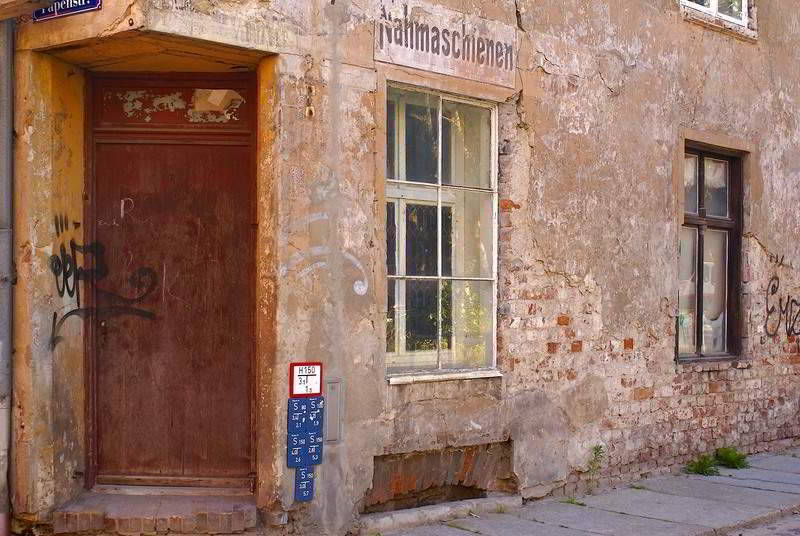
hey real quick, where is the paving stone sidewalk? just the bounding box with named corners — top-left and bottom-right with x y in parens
top-left (378, 449), bottom-right (800, 536)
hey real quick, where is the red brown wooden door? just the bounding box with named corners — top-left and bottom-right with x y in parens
top-left (90, 76), bottom-right (254, 487)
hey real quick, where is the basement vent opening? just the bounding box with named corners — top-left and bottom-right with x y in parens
top-left (362, 441), bottom-right (516, 514)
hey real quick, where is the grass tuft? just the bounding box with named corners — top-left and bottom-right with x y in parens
top-left (685, 454), bottom-right (720, 476)
top-left (561, 497), bottom-right (587, 506)
top-left (715, 447), bottom-right (749, 469)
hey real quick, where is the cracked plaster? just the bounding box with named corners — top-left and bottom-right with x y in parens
top-left (9, 1), bottom-right (800, 535)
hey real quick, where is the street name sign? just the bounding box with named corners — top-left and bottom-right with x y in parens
top-left (34, 0), bottom-right (101, 21)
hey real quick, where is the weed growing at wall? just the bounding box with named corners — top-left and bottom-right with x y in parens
top-left (685, 454), bottom-right (720, 476)
top-left (587, 445), bottom-right (605, 474)
top-left (715, 447), bottom-right (749, 469)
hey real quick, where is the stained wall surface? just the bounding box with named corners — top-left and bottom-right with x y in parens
top-left (11, 0), bottom-right (800, 535)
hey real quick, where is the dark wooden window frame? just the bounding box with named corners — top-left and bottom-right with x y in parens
top-left (678, 147), bottom-right (743, 361)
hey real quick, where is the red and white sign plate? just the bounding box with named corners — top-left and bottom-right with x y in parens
top-left (289, 362), bottom-right (323, 398)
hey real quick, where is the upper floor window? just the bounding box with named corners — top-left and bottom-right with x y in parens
top-left (385, 86), bottom-right (497, 374)
top-left (681, 0), bottom-right (749, 26)
top-left (678, 149), bottom-right (741, 359)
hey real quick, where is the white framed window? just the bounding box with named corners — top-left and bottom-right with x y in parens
top-left (385, 85), bottom-right (497, 375)
top-left (681, 0), bottom-right (749, 26)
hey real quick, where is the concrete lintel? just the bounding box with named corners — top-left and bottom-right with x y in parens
top-left (0, 0), bottom-right (50, 20)
top-left (37, 31), bottom-right (268, 73)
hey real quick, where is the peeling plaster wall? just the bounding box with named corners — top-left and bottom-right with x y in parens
top-left (9, 0), bottom-right (800, 535)
top-left (498, 0), bottom-right (800, 498)
top-left (12, 51), bottom-right (86, 520)
top-left (268, 49), bottom-right (381, 533)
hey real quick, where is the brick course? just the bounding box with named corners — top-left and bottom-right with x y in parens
top-left (496, 243), bottom-right (800, 495)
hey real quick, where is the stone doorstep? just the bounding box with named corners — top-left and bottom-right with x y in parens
top-left (358, 495), bottom-right (523, 536)
top-left (53, 492), bottom-right (258, 535)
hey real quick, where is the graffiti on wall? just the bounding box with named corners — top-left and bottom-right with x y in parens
top-left (764, 276), bottom-right (800, 338)
top-left (49, 214), bottom-right (158, 350)
top-left (279, 211), bottom-right (369, 296)
top-left (767, 252), bottom-right (788, 267)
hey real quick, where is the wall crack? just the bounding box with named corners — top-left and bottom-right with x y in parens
top-left (514, 0), bottom-right (526, 32)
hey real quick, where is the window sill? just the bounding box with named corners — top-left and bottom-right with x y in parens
top-left (677, 354), bottom-right (752, 367)
top-left (681, 6), bottom-right (757, 43)
top-left (387, 369), bottom-right (503, 385)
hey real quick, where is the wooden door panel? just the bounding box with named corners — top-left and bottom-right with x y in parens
top-left (94, 140), bottom-right (253, 480)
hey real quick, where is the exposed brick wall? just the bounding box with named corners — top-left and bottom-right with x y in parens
top-left (490, 61), bottom-right (800, 495)
top-left (553, 353), bottom-right (800, 497)
top-left (495, 231), bottom-right (800, 497)
top-left (363, 442), bottom-right (516, 512)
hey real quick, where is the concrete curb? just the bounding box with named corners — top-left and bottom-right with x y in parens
top-left (638, 487), bottom-right (800, 535)
top-left (557, 484), bottom-right (800, 536)
top-left (713, 506), bottom-right (800, 535)
top-left (360, 452), bottom-right (800, 536)
top-left (358, 482), bottom-right (800, 536)
top-left (357, 495), bottom-right (522, 536)
top-left (579, 496), bottom-right (800, 536)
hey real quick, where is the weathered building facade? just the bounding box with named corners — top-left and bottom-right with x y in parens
top-left (5, 0), bottom-right (800, 534)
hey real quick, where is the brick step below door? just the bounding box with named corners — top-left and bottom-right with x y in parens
top-left (53, 491), bottom-right (258, 535)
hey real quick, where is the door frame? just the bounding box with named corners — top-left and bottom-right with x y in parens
top-left (83, 72), bottom-right (258, 490)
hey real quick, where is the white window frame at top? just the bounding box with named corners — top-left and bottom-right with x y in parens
top-left (681, 0), bottom-right (749, 26)
top-left (385, 83), bottom-right (499, 375)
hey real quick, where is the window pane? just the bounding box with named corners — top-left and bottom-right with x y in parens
top-left (718, 0), bottom-right (743, 19)
top-left (405, 280), bottom-right (439, 354)
top-left (678, 227), bottom-right (698, 354)
top-left (387, 100), bottom-right (396, 179)
top-left (442, 101), bottom-right (492, 189)
top-left (442, 188), bottom-right (493, 278)
top-left (442, 206), bottom-right (452, 277)
top-left (387, 202), bottom-right (396, 276)
top-left (387, 88), bottom-right (438, 184)
top-left (385, 280), bottom-right (440, 372)
top-left (702, 230), bottom-right (728, 354)
top-left (406, 204), bottom-right (438, 276)
top-left (406, 102), bottom-right (439, 183)
top-left (684, 155), bottom-right (698, 214)
top-left (440, 280), bottom-right (493, 369)
top-left (685, 0), bottom-right (711, 7)
top-left (704, 158), bottom-right (729, 217)
top-left (387, 279), bottom-right (396, 353)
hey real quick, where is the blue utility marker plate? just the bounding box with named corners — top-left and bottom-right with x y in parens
top-left (287, 432), bottom-right (324, 467)
top-left (287, 396), bottom-right (325, 434)
top-left (295, 466), bottom-right (315, 502)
